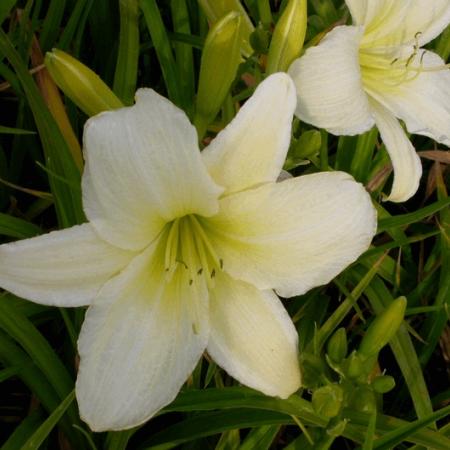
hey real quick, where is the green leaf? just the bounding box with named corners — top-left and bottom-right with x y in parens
top-left (113, 0), bottom-right (139, 105)
top-left (372, 404), bottom-right (450, 450)
top-left (142, 409), bottom-right (294, 449)
top-left (238, 425), bottom-right (280, 450)
top-left (170, 0), bottom-right (195, 116)
top-left (20, 391), bottom-right (75, 450)
top-left (355, 273), bottom-right (434, 424)
top-left (0, 125), bottom-right (35, 135)
top-left (377, 197), bottom-right (450, 233)
top-left (0, 213), bottom-right (41, 238)
top-left (39, 0), bottom-right (66, 52)
top-left (0, 0), bottom-right (17, 24)
top-left (58, 0), bottom-right (93, 51)
top-left (140, 0), bottom-right (184, 107)
top-left (0, 29), bottom-right (83, 228)
top-left (1, 409), bottom-right (44, 450)
top-left (0, 299), bottom-right (74, 400)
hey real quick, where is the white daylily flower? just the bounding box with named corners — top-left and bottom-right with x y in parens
top-left (0, 73), bottom-right (376, 431)
top-left (289, 0), bottom-right (450, 202)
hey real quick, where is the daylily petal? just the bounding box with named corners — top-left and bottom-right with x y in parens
top-left (288, 26), bottom-right (374, 135)
top-left (351, 0), bottom-right (450, 48)
top-left (0, 224), bottom-right (134, 306)
top-left (367, 51), bottom-right (450, 147)
top-left (370, 99), bottom-right (422, 203)
top-left (82, 88), bottom-right (222, 251)
top-left (203, 172), bottom-right (376, 298)
top-left (201, 73), bottom-right (296, 195)
top-left (207, 271), bottom-right (300, 398)
top-left (76, 237), bottom-right (209, 431)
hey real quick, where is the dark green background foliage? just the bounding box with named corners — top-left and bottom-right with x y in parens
top-left (0, 0), bottom-right (449, 448)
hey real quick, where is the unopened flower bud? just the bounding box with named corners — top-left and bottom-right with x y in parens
top-left (194, 12), bottom-right (242, 137)
top-left (266, 0), bottom-right (307, 74)
top-left (359, 297), bottom-right (407, 358)
top-left (327, 327), bottom-right (348, 363)
top-left (301, 352), bottom-right (327, 388)
top-left (372, 375), bottom-right (396, 394)
top-left (198, 0), bottom-right (254, 56)
top-left (45, 49), bottom-right (123, 117)
top-left (345, 351), bottom-right (364, 379)
top-left (312, 384), bottom-right (344, 418)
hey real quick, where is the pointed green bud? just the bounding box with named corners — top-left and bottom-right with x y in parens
top-left (284, 130), bottom-right (322, 170)
top-left (345, 351), bottom-right (364, 379)
top-left (45, 49), bottom-right (124, 117)
top-left (194, 12), bottom-right (242, 138)
top-left (266, 0), bottom-right (307, 74)
top-left (301, 352), bottom-right (327, 388)
top-left (327, 328), bottom-right (348, 363)
top-left (198, 0), bottom-right (254, 56)
top-left (312, 384), bottom-right (344, 418)
top-left (372, 375), bottom-right (396, 394)
top-left (359, 297), bottom-right (407, 358)
top-left (250, 23), bottom-right (271, 54)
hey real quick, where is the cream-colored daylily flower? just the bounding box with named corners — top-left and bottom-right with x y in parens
top-left (289, 0), bottom-right (450, 202)
top-left (0, 73), bottom-right (376, 431)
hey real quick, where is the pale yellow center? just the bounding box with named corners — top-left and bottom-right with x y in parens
top-left (164, 215), bottom-right (222, 288)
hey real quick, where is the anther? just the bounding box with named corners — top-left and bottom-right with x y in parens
top-left (197, 268), bottom-right (203, 275)
top-left (176, 259), bottom-right (188, 269)
top-left (211, 268), bottom-right (216, 278)
top-left (219, 259), bottom-right (224, 269)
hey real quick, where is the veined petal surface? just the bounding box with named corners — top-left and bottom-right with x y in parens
top-left (76, 237), bottom-right (209, 431)
top-left (82, 89), bottom-right (222, 251)
top-left (0, 224), bottom-right (134, 306)
top-left (288, 26), bottom-right (374, 135)
top-left (202, 73), bottom-right (296, 195)
top-left (203, 172), bottom-right (376, 298)
top-left (348, 0), bottom-right (450, 48)
top-left (370, 99), bottom-right (422, 203)
top-left (207, 271), bottom-right (300, 398)
top-left (367, 51), bottom-right (450, 147)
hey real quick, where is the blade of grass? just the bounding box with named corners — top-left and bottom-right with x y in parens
top-left (418, 164), bottom-right (450, 366)
top-left (105, 429), bottom-right (138, 450)
top-left (350, 127), bottom-right (378, 183)
top-left (170, 0), bottom-right (195, 116)
top-left (39, 0), bottom-right (66, 52)
top-left (238, 425), bottom-right (280, 450)
top-left (0, 29), bottom-right (83, 227)
top-left (309, 253), bottom-right (387, 353)
top-left (113, 0), bottom-right (139, 105)
top-left (140, 0), bottom-right (184, 107)
top-left (0, 125), bottom-right (35, 135)
top-left (0, 299), bottom-right (74, 399)
top-left (0, 409), bottom-right (44, 450)
top-left (58, 0), bottom-right (93, 51)
top-left (372, 404), bottom-right (450, 450)
top-left (0, 212), bottom-right (41, 238)
top-left (0, 0), bottom-right (17, 24)
top-left (377, 197), bottom-right (450, 234)
top-left (355, 272), bottom-right (435, 424)
top-left (20, 390), bottom-right (75, 450)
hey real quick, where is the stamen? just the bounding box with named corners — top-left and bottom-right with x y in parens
top-left (163, 214), bottom-right (223, 288)
top-left (164, 218), bottom-right (180, 280)
top-left (189, 215), bottom-right (221, 268)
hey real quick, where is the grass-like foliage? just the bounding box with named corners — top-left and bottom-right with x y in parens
top-left (0, 0), bottom-right (449, 449)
